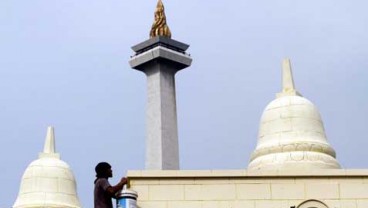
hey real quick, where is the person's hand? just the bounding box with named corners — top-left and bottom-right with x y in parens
top-left (120, 177), bottom-right (128, 185)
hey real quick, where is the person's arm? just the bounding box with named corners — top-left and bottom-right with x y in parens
top-left (106, 177), bottom-right (128, 197)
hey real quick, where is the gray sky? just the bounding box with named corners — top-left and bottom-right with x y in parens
top-left (1, 0), bottom-right (368, 207)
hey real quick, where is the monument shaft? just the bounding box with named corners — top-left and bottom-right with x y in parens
top-left (130, 37), bottom-right (192, 170)
top-left (146, 64), bottom-right (179, 169)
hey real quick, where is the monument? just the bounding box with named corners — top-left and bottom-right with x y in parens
top-left (129, 0), bottom-right (192, 170)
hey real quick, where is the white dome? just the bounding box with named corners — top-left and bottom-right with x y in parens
top-left (13, 127), bottom-right (81, 208)
top-left (248, 59), bottom-right (340, 170)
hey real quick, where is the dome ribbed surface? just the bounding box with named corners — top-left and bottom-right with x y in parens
top-left (13, 127), bottom-right (81, 208)
top-left (248, 59), bottom-right (340, 170)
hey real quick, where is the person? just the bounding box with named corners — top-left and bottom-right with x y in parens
top-left (94, 162), bottom-right (128, 208)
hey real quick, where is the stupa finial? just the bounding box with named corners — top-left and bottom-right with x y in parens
top-left (277, 58), bottom-right (301, 98)
top-left (150, 0), bottom-right (172, 38)
top-left (39, 126), bottom-right (60, 158)
top-left (43, 126), bottom-right (55, 153)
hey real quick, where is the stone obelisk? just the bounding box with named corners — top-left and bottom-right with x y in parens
top-left (129, 0), bottom-right (192, 170)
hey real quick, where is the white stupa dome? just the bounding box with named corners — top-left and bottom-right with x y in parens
top-left (248, 59), bottom-right (340, 170)
top-left (13, 127), bottom-right (81, 208)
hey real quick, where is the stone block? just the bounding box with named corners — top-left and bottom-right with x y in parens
top-left (44, 192), bottom-right (58, 204)
top-left (138, 201), bottom-right (167, 208)
top-left (236, 184), bottom-right (271, 199)
top-left (160, 179), bottom-right (195, 185)
top-left (357, 200), bottom-right (368, 208)
top-left (130, 180), bottom-right (160, 185)
top-left (149, 185), bottom-right (184, 200)
top-left (340, 183), bottom-right (368, 199)
top-left (255, 200), bottom-right (289, 208)
top-left (167, 201), bottom-right (202, 208)
top-left (19, 178), bottom-right (33, 194)
top-left (288, 200), bottom-right (301, 208)
top-left (324, 200), bottom-right (357, 208)
top-left (267, 118), bottom-right (292, 134)
top-left (194, 179), bottom-right (232, 185)
top-left (340, 200), bottom-right (357, 208)
top-left (231, 179), bottom-right (267, 184)
top-left (131, 185), bottom-right (149, 201)
top-left (218, 201), bottom-right (232, 208)
top-left (184, 184), bottom-right (236, 200)
top-left (201, 201), bottom-right (219, 208)
top-left (200, 184), bottom-right (236, 200)
top-left (232, 178), bottom-right (294, 185)
top-left (60, 194), bottom-right (79, 206)
top-left (334, 178), bottom-right (364, 184)
top-left (184, 185), bottom-right (202, 200)
top-left (305, 183), bottom-right (339, 199)
top-left (278, 169), bottom-right (345, 176)
top-left (58, 178), bottom-right (76, 195)
top-left (34, 177), bottom-right (58, 192)
top-left (247, 169), bottom-right (280, 176)
top-left (271, 184), bottom-right (304, 199)
top-left (233, 200), bottom-right (255, 208)
top-left (296, 178), bottom-right (332, 184)
top-left (324, 200), bottom-right (341, 208)
top-left (290, 118), bottom-right (324, 133)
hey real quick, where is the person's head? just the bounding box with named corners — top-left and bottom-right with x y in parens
top-left (95, 162), bottom-right (113, 179)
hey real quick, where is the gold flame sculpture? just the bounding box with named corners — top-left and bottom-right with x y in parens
top-left (150, 0), bottom-right (172, 38)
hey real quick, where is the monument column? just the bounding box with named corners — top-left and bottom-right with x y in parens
top-left (129, 0), bottom-right (192, 170)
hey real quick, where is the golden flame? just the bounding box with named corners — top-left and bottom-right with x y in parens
top-left (150, 0), bottom-right (172, 38)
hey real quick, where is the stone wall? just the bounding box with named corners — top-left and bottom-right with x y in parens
top-left (127, 170), bottom-right (368, 208)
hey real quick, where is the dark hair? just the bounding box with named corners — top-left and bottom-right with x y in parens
top-left (94, 162), bottom-right (111, 183)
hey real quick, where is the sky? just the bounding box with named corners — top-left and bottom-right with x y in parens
top-left (1, 0), bottom-right (368, 207)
